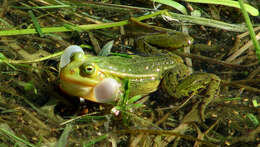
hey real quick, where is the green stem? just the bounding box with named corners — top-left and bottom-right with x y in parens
top-left (7, 51), bottom-right (63, 64)
top-left (168, 12), bottom-right (247, 32)
top-left (185, 0), bottom-right (259, 16)
top-left (238, 0), bottom-right (260, 61)
top-left (3, 10), bottom-right (167, 64)
top-left (0, 10), bottom-right (167, 36)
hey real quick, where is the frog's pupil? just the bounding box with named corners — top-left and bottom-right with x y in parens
top-left (84, 65), bottom-right (95, 75)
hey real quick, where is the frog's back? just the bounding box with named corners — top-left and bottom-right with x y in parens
top-left (97, 55), bottom-right (183, 78)
top-left (94, 54), bottom-right (184, 97)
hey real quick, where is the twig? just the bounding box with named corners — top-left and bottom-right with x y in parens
top-left (173, 51), bottom-right (257, 68)
top-left (225, 32), bottom-right (260, 62)
top-left (115, 129), bottom-right (218, 147)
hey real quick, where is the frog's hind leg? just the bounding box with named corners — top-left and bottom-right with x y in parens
top-left (162, 71), bottom-right (221, 121)
top-left (135, 36), bottom-right (165, 56)
top-left (134, 32), bottom-right (193, 56)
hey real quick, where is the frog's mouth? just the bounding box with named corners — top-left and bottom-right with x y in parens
top-left (60, 78), bottom-right (121, 103)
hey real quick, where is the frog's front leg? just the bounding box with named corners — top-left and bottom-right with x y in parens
top-left (161, 66), bottom-right (221, 121)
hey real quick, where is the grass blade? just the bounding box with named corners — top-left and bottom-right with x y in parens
top-left (238, 0), bottom-right (260, 61)
top-left (153, 0), bottom-right (187, 14)
top-left (28, 10), bottom-right (44, 37)
top-left (98, 40), bottom-right (114, 56)
top-left (0, 124), bottom-right (35, 147)
top-left (56, 124), bottom-right (73, 147)
top-left (83, 134), bottom-right (108, 147)
top-left (185, 0), bottom-right (259, 16)
top-left (127, 95), bottom-right (143, 104)
top-left (0, 10), bottom-right (167, 36)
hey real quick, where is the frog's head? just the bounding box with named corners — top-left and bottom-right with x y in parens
top-left (59, 45), bottom-right (120, 103)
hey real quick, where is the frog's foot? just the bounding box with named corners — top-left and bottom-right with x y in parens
top-left (162, 72), bottom-right (220, 121)
top-left (198, 74), bottom-right (220, 121)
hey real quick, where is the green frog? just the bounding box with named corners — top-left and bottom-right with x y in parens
top-left (59, 28), bottom-right (220, 121)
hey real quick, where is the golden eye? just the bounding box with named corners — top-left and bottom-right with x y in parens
top-left (80, 63), bottom-right (95, 76)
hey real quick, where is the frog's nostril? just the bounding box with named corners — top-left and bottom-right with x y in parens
top-left (69, 69), bottom-right (75, 74)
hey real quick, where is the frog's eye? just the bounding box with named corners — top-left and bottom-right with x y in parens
top-left (80, 64), bottom-right (95, 76)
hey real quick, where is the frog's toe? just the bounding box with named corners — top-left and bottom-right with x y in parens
top-left (199, 103), bottom-right (207, 121)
